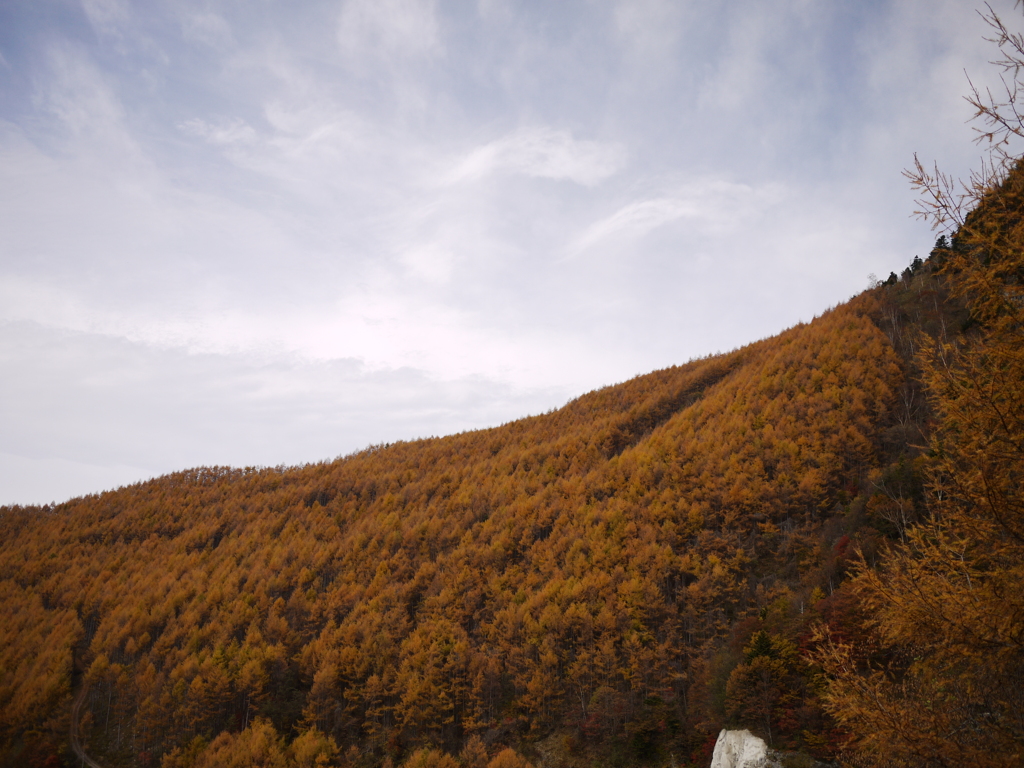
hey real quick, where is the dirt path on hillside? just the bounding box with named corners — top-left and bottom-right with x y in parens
top-left (70, 683), bottom-right (105, 768)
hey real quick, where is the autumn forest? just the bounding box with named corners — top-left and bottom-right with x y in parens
top-left (4, 10), bottom-right (1024, 768)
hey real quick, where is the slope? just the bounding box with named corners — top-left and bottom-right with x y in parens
top-left (0, 284), bottom-right (953, 768)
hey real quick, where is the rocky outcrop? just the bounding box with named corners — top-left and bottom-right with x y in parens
top-left (709, 729), bottom-right (778, 768)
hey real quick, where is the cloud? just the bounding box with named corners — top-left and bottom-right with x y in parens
top-left (337, 0), bottom-right (442, 60)
top-left (447, 127), bottom-right (626, 186)
top-left (37, 44), bottom-right (129, 141)
top-left (399, 243), bottom-right (455, 284)
top-left (613, 0), bottom-right (685, 64)
top-left (177, 97), bottom-right (375, 203)
top-left (261, 102), bottom-right (367, 165)
top-left (179, 10), bottom-right (235, 49)
top-left (80, 0), bottom-right (132, 40)
top-left (179, 117), bottom-right (257, 146)
top-left (0, 451), bottom-right (159, 508)
top-left (566, 179), bottom-right (783, 258)
top-left (0, 321), bottom-right (571, 504)
top-left (570, 197), bottom-right (699, 255)
top-left (1, 0), bottom-right (1011, 508)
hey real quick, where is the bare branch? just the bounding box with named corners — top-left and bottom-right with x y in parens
top-left (911, 4), bottom-right (1024, 230)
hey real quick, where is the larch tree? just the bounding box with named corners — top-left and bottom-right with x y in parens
top-left (818, 6), bottom-right (1024, 766)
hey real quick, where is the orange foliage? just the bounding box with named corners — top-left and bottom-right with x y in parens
top-left (0, 294), bottom-right (932, 766)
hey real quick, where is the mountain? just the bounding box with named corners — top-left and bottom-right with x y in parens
top-left (0, 259), bottom-right (969, 768)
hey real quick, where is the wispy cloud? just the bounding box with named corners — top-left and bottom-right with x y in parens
top-left (568, 197), bottom-right (699, 256)
top-left (180, 117), bottom-right (257, 146)
top-left (337, 0), bottom-right (443, 61)
top-left (179, 10), bottom-right (235, 49)
top-left (80, 0), bottom-right (132, 40)
top-left (0, 321), bottom-right (570, 505)
top-left (446, 127), bottom-right (626, 186)
top-left (566, 180), bottom-right (783, 258)
top-left (0, 0), bottom-right (1012, 504)
top-left (37, 44), bottom-right (129, 142)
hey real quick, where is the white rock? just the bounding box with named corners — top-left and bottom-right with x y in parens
top-left (709, 729), bottom-right (774, 768)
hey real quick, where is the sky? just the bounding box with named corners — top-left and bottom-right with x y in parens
top-left (0, 0), bottom-right (1018, 506)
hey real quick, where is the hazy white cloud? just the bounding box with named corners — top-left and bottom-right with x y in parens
top-left (613, 0), bottom-right (685, 65)
top-left (179, 10), bottom-right (235, 49)
top-left (0, 321), bottom-right (569, 505)
top-left (1, 0), bottom-right (1019, 504)
top-left (37, 44), bottom-right (128, 140)
top-left (180, 117), bottom-right (257, 146)
top-left (400, 243), bottom-right (455, 284)
top-left (447, 127), bottom-right (626, 186)
top-left (569, 196), bottom-right (700, 256)
top-left (80, 0), bottom-right (132, 39)
top-left (261, 102), bottom-right (368, 169)
top-left (337, 0), bottom-right (442, 61)
top-left (0, 452), bottom-right (160, 509)
top-left (567, 180), bottom-right (784, 257)
top-left (179, 99), bottom-right (378, 205)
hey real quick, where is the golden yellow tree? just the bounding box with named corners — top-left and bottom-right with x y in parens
top-left (819, 7), bottom-right (1024, 766)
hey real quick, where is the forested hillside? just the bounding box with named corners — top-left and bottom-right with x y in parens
top-left (6, 8), bottom-right (1024, 765)
top-left (0, 261), bottom-right (967, 768)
